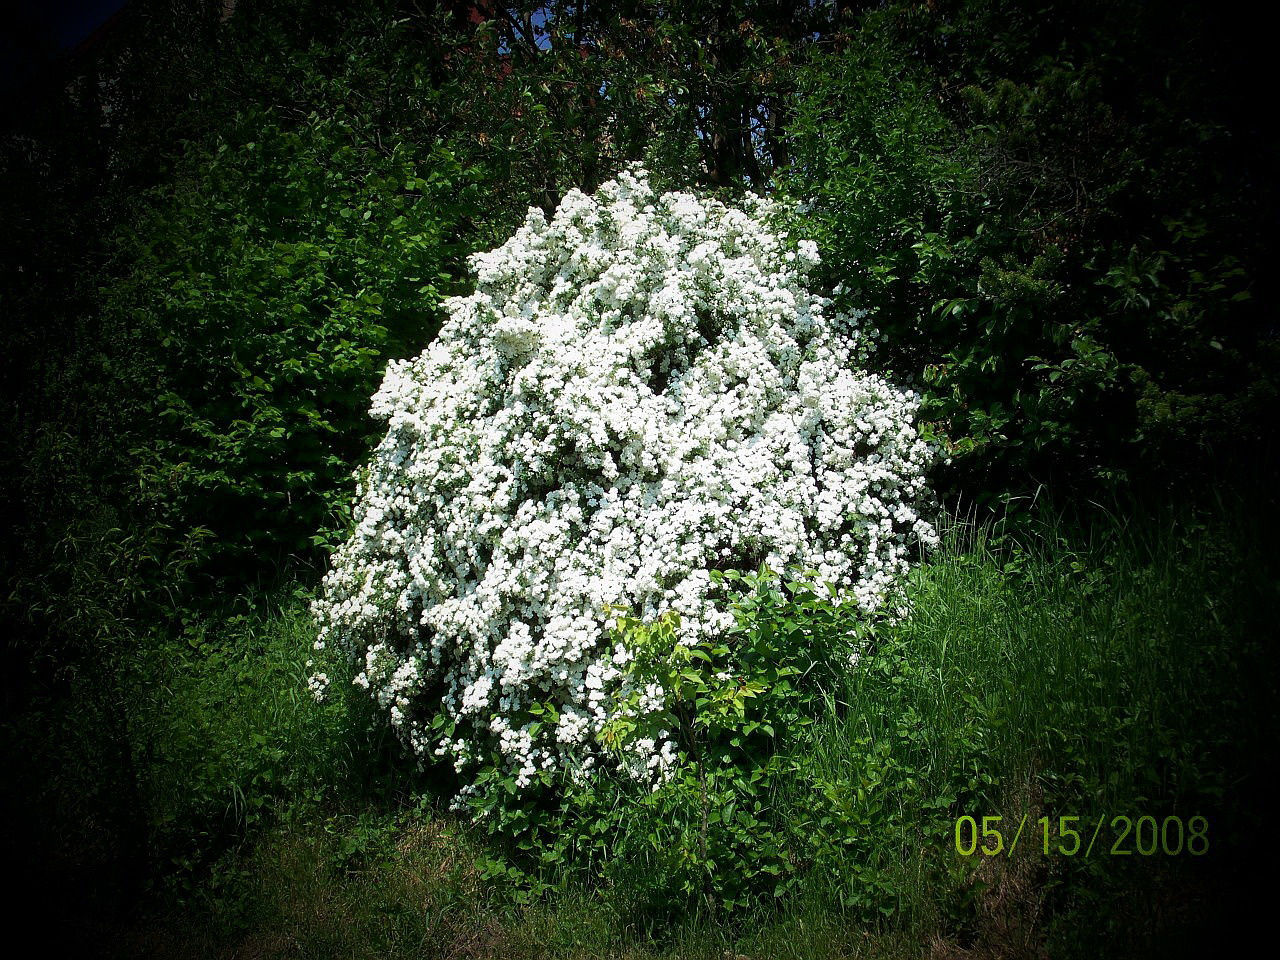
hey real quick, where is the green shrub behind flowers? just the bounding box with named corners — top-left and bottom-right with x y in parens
top-left (464, 567), bottom-right (968, 922)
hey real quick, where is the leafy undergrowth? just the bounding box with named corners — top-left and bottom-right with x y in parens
top-left (18, 496), bottom-right (1276, 959)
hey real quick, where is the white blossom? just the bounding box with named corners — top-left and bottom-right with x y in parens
top-left (311, 166), bottom-right (937, 798)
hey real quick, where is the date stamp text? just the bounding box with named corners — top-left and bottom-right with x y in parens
top-left (954, 814), bottom-right (1209, 858)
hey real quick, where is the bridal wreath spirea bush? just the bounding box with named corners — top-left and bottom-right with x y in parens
top-left (313, 166), bottom-right (938, 800)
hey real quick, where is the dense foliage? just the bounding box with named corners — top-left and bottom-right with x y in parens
top-left (118, 102), bottom-right (479, 569)
top-left (785, 0), bottom-right (1276, 490)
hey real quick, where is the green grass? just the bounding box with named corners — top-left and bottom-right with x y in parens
top-left (12, 495), bottom-right (1276, 958)
top-left (130, 593), bottom-right (378, 892)
top-left (781, 501), bottom-right (1278, 956)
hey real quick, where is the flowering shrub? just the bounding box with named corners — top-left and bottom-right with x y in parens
top-left (312, 166), bottom-right (938, 803)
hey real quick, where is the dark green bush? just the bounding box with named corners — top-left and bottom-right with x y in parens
top-left (114, 111), bottom-right (479, 575)
top-left (784, 0), bottom-right (1276, 495)
top-left (458, 568), bottom-right (961, 921)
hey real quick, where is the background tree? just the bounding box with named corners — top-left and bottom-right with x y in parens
top-left (784, 0), bottom-right (1278, 496)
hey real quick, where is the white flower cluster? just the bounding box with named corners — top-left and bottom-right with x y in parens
top-left (306, 669), bottom-right (330, 702)
top-left (312, 166), bottom-right (937, 799)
